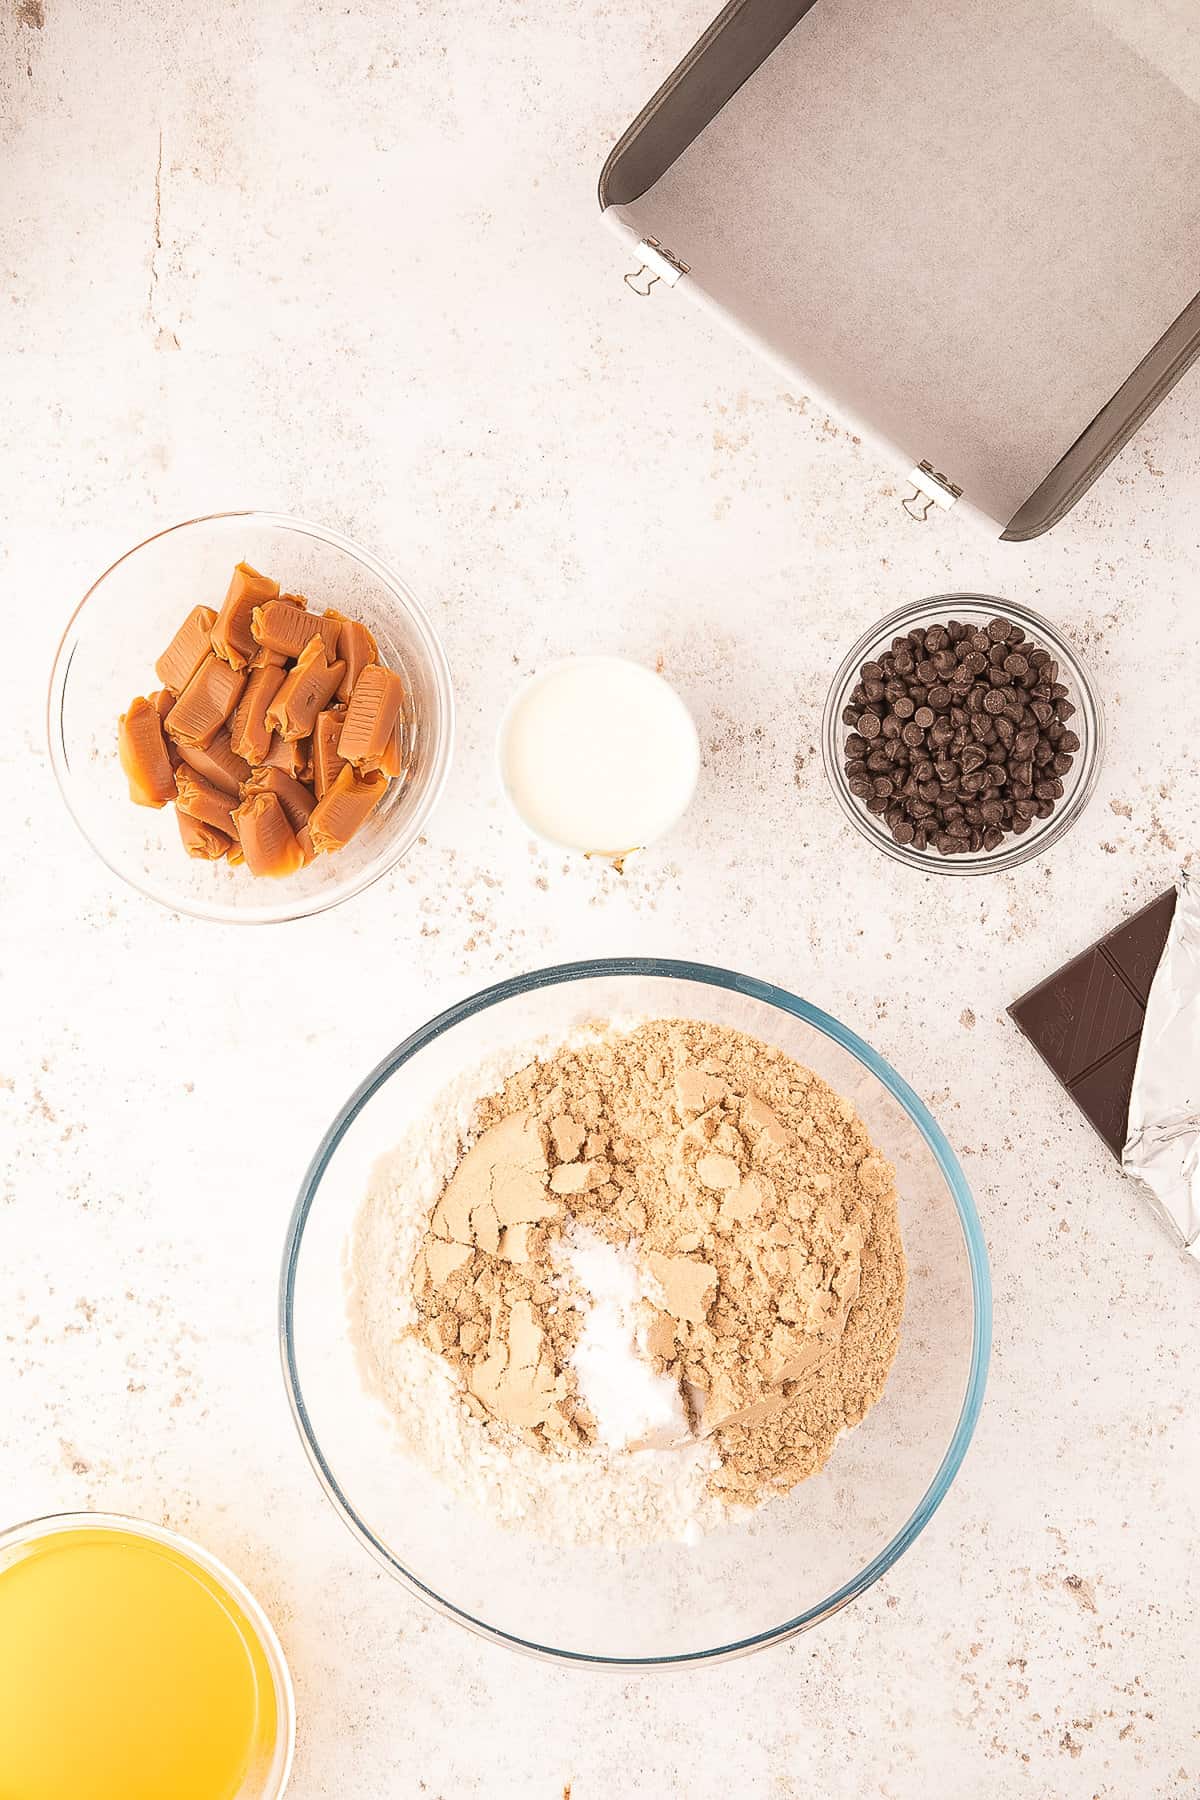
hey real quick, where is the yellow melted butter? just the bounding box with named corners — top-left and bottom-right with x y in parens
top-left (0, 1526), bottom-right (278, 1800)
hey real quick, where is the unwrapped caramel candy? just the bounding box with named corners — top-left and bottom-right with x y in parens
top-left (211, 563), bottom-right (278, 669)
top-left (119, 563), bottom-right (408, 880)
top-left (308, 763), bottom-right (387, 854)
top-left (311, 705), bottom-right (348, 799)
top-left (155, 606), bottom-right (218, 695)
top-left (259, 733), bottom-right (308, 779)
top-left (233, 790), bottom-right (305, 878)
top-left (175, 767), bottom-right (238, 838)
top-left (250, 599), bottom-right (340, 663)
top-left (251, 647), bottom-right (287, 669)
top-left (150, 689), bottom-right (182, 768)
top-left (264, 637), bottom-right (345, 742)
top-left (229, 663), bottom-right (286, 766)
top-left (338, 664), bottom-right (405, 770)
top-left (242, 764), bottom-right (316, 833)
top-left (164, 654), bottom-right (246, 749)
top-left (174, 728), bottom-right (249, 795)
top-left (118, 696), bottom-right (176, 807)
top-left (176, 808), bottom-right (233, 861)
top-left (335, 616), bottom-right (378, 703)
top-left (377, 712), bottom-right (405, 781)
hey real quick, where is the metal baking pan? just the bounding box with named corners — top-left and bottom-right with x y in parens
top-left (600, 0), bottom-right (1200, 538)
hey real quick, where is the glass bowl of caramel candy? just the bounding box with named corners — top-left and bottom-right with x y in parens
top-left (48, 512), bottom-right (454, 923)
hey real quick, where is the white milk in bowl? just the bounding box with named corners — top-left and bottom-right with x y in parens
top-left (497, 657), bottom-right (700, 858)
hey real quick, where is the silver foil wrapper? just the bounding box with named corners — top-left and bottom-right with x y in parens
top-left (1123, 868), bottom-right (1200, 1258)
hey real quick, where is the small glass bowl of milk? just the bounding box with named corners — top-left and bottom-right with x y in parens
top-left (497, 656), bottom-right (700, 861)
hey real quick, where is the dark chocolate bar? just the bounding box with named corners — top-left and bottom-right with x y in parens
top-left (1008, 889), bottom-right (1177, 1156)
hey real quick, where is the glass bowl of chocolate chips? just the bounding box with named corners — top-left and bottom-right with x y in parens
top-left (822, 595), bottom-right (1104, 873)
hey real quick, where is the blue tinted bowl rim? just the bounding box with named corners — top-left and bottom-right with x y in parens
top-left (279, 957), bottom-right (992, 1668)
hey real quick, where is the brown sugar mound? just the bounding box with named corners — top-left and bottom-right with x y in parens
top-left (411, 1021), bottom-right (907, 1509)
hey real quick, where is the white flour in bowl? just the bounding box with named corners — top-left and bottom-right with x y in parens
top-left (348, 1043), bottom-right (724, 1549)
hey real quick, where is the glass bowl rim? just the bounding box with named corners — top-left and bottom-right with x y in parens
top-left (279, 955), bottom-right (993, 1668)
top-left (45, 508), bottom-right (456, 925)
top-left (0, 1507), bottom-right (296, 1796)
top-left (821, 592), bottom-right (1104, 877)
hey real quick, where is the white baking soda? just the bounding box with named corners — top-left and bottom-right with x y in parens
top-left (558, 1229), bottom-right (691, 1452)
top-left (498, 656), bottom-right (700, 854)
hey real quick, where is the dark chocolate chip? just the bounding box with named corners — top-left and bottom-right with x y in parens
top-left (841, 612), bottom-right (1082, 858)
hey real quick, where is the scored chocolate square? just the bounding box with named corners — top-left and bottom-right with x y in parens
top-left (1068, 1038), bottom-right (1144, 1156)
top-left (1012, 948), bottom-right (1145, 1086)
top-left (1101, 889), bottom-right (1179, 1002)
top-left (1008, 888), bottom-right (1177, 1157)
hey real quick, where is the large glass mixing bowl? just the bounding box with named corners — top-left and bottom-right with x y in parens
top-left (281, 960), bottom-right (990, 1665)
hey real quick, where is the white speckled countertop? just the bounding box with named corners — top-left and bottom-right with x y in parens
top-left (2, 2), bottom-right (1199, 1794)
